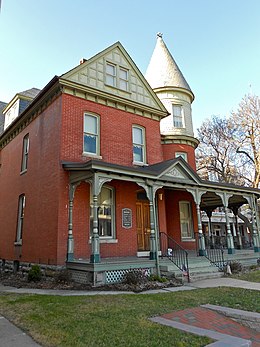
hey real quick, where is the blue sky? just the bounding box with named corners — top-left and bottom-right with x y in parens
top-left (1, 0), bottom-right (260, 131)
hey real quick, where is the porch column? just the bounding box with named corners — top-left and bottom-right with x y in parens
top-left (90, 194), bottom-right (100, 263)
top-left (196, 204), bottom-right (206, 256)
top-left (224, 206), bottom-right (235, 254)
top-left (251, 198), bottom-right (260, 252)
top-left (186, 188), bottom-right (206, 256)
top-left (67, 183), bottom-right (79, 261)
top-left (206, 209), bottom-right (214, 248)
top-left (232, 207), bottom-right (242, 250)
top-left (245, 196), bottom-right (260, 252)
top-left (149, 198), bottom-right (156, 260)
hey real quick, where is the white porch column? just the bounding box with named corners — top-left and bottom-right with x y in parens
top-left (67, 183), bottom-right (79, 262)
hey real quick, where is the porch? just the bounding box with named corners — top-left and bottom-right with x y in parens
top-left (66, 248), bottom-right (260, 286)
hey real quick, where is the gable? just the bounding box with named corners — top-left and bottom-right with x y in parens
top-left (157, 159), bottom-right (201, 184)
top-left (61, 42), bottom-right (167, 116)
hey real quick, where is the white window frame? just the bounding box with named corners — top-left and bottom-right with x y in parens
top-left (105, 62), bottom-right (129, 91)
top-left (172, 104), bottom-right (184, 128)
top-left (132, 125), bottom-right (146, 165)
top-left (21, 134), bottom-right (29, 173)
top-left (106, 63), bottom-right (116, 87)
top-left (90, 186), bottom-right (115, 239)
top-left (179, 201), bottom-right (194, 240)
top-left (16, 194), bottom-right (26, 244)
top-left (175, 152), bottom-right (188, 162)
top-left (83, 113), bottom-right (100, 156)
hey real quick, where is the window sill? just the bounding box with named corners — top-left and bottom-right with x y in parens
top-left (133, 161), bottom-right (148, 167)
top-left (181, 238), bottom-right (195, 242)
top-left (82, 153), bottom-right (103, 160)
top-left (89, 238), bottom-right (118, 244)
top-left (14, 241), bottom-right (22, 246)
top-left (20, 169), bottom-right (27, 175)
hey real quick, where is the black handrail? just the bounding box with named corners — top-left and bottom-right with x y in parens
top-left (159, 232), bottom-right (190, 282)
top-left (195, 234), bottom-right (226, 270)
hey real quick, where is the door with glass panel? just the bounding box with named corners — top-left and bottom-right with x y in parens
top-left (136, 201), bottom-right (150, 251)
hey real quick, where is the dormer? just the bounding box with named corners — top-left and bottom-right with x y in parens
top-left (3, 88), bottom-right (40, 131)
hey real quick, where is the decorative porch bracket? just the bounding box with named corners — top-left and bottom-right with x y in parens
top-left (219, 192), bottom-right (235, 254)
top-left (186, 188), bottom-right (206, 256)
top-left (245, 195), bottom-right (260, 252)
top-left (67, 182), bottom-right (80, 261)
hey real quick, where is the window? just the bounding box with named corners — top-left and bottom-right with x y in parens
top-left (90, 186), bottom-right (114, 238)
top-left (173, 105), bottom-right (184, 128)
top-left (119, 67), bottom-right (128, 91)
top-left (106, 63), bottom-right (116, 87)
top-left (175, 152), bottom-right (187, 162)
top-left (16, 194), bottom-right (25, 243)
top-left (132, 126), bottom-right (146, 164)
top-left (105, 62), bottom-right (129, 91)
top-left (21, 134), bottom-right (29, 172)
top-left (179, 201), bottom-right (194, 239)
top-left (83, 113), bottom-right (99, 155)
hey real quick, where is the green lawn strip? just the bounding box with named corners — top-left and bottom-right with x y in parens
top-left (0, 287), bottom-right (259, 347)
top-left (231, 269), bottom-right (260, 283)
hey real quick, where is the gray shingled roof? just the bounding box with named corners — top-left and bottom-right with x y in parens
top-left (19, 88), bottom-right (41, 99)
top-left (145, 34), bottom-right (193, 94)
top-left (0, 101), bottom-right (7, 135)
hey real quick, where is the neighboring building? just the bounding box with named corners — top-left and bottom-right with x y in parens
top-left (0, 101), bottom-right (7, 135)
top-left (2, 88), bottom-right (40, 131)
top-left (0, 34), bottom-right (259, 285)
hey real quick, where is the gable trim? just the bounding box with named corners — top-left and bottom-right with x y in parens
top-left (61, 41), bottom-right (169, 117)
top-left (59, 78), bottom-right (167, 120)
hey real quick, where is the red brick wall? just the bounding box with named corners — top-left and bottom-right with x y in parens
top-left (162, 143), bottom-right (196, 171)
top-left (60, 94), bottom-right (164, 166)
top-left (70, 180), bottom-right (141, 259)
top-left (0, 96), bottom-right (62, 264)
top-left (165, 189), bottom-right (197, 250)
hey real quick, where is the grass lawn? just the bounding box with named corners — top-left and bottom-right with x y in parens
top-left (232, 269), bottom-right (260, 283)
top-left (0, 287), bottom-right (259, 347)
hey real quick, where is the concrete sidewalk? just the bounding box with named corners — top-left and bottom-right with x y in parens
top-left (0, 277), bottom-right (259, 347)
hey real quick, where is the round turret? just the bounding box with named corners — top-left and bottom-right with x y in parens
top-left (145, 34), bottom-right (199, 169)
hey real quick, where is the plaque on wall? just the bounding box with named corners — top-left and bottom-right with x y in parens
top-left (122, 208), bottom-right (132, 229)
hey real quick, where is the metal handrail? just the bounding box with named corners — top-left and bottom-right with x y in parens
top-left (159, 232), bottom-right (190, 282)
top-left (196, 234), bottom-right (226, 270)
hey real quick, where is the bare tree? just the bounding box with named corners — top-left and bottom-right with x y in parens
top-left (196, 94), bottom-right (260, 188)
top-left (196, 115), bottom-right (245, 185)
top-left (231, 94), bottom-right (260, 188)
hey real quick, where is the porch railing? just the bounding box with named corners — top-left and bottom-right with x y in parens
top-left (159, 232), bottom-right (190, 282)
top-left (195, 234), bottom-right (226, 270)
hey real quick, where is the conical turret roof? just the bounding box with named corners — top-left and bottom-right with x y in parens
top-left (145, 33), bottom-right (193, 97)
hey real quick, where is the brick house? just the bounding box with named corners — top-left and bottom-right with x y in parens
top-left (0, 34), bottom-right (259, 284)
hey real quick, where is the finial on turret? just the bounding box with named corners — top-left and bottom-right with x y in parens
top-left (157, 32), bottom-right (163, 38)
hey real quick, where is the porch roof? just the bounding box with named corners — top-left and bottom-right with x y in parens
top-left (62, 158), bottom-right (260, 210)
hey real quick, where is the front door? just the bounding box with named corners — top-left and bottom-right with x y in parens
top-left (136, 201), bottom-right (150, 251)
